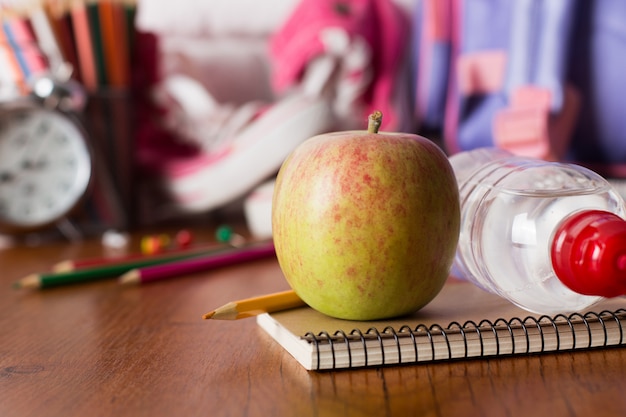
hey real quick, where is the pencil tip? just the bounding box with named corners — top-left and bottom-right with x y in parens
top-left (119, 270), bottom-right (139, 285)
top-left (13, 274), bottom-right (41, 289)
top-left (202, 311), bottom-right (215, 320)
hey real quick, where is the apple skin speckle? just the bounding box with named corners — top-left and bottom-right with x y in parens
top-left (272, 129), bottom-right (460, 320)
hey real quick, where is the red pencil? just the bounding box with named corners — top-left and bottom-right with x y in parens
top-left (71, 1), bottom-right (98, 91)
top-left (52, 243), bottom-right (225, 272)
top-left (118, 241), bottom-right (276, 285)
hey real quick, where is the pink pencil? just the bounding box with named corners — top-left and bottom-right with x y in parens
top-left (53, 243), bottom-right (224, 272)
top-left (118, 241), bottom-right (276, 285)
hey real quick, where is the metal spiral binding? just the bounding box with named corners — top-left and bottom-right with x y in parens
top-left (303, 308), bottom-right (626, 370)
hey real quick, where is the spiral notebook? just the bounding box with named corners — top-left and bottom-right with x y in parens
top-left (257, 279), bottom-right (626, 371)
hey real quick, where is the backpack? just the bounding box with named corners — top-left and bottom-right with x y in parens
top-left (412, 0), bottom-right (626, 178)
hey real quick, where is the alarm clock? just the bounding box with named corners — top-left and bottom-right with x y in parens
top-left (0, 78), bottom-right (92, 233)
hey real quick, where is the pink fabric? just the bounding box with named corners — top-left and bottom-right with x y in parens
top-left (493, 106), bottom-right (551, 158)
top-left (270, 0), bottom-right (410, 130)
top-left (456, 51), bottom-right (507, 95)
top-left (493, 85), bottom-right (580, 160)
top-left (494, 86), bottom-right (552, 159)
top-left (510, 85), bottom-right (551, 108)
top-left (424, 0), bottom-right (451, 40)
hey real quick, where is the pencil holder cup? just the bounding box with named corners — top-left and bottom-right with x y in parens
top-left (72, 87), bottom-right (137, 234)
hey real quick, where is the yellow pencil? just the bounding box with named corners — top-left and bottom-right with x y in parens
top-left (203, 290), bottom-right (306, 320)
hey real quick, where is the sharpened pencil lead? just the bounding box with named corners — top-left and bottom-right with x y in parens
top-left (202, 311), bottom-right (216, 320)
top-left (13, 274), bottom-right (41, 290)
top-left (118, 270), bottom-right (140, 285)
top-left (202, 292), bottom-right (305, 320)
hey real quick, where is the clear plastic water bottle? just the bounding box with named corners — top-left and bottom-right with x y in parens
top-left (450, 147), bottom-right (626, 314)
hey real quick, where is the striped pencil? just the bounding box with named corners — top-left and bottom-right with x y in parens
top-left (13, 245), bottom-right (236, 290)
top-left (119, 241), bottom-right (276, 285)
top-left (52, 243), bottom-right (224, 272)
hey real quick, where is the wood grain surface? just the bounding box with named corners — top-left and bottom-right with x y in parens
top-left (2, 230), bottom-right (626, 417)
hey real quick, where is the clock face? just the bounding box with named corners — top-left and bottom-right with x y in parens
top-left (0, 107), bottom-right (92, 229)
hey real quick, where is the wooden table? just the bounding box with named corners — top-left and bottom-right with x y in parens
top-left (3, 230), bottom-right (626, 417)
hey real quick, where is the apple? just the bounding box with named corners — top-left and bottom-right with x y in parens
top-left (272, 111), bottom-right (461, 320)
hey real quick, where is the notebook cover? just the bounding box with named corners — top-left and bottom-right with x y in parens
top-left (258, 278), bottom-right (626, 370)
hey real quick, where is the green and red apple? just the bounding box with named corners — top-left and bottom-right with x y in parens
top-left (272, 112), bottom-right (460, 320)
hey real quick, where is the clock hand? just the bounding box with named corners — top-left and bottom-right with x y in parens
top-left (22, 132), bottom-right (50, 171)
top-left (2, 120), bottom-right (46, 174)
top-left (0, 171), bottom-right (14, 184)
top-left (21, 156), bottom-right (47, 171)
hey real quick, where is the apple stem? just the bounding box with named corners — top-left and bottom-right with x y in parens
top-left (367, 111), bottom-right (382, 134)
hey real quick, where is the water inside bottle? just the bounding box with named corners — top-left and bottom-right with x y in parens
top-left (453, 154), bottom-right (624, 313)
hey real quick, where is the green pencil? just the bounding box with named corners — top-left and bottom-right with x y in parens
top-left (12, 245), bottom-right (237, 289)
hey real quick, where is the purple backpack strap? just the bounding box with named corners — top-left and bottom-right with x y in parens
top-left (568, 0), bottom-right (626, 177)
top-left (413, 0), bottom-right (626, 177)
top-left (445, 0), bottom-right (581, 160)
top-left (493, 0), bottom-right (580, 160)
top-left (412, 0), bottom-right (453, 130)
top-left (443, 0), bottom-right (512, 154)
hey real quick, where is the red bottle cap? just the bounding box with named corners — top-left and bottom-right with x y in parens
top-left (551, 210), bottom-right (626, 297)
